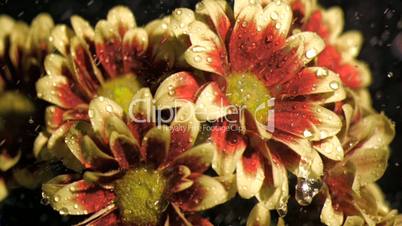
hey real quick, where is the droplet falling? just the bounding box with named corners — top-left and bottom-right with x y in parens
top-left (295, 177), bottom-right (322, 206)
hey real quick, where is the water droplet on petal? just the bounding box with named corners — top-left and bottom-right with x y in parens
top-left (329, 81), bottom-right (340, 90)
top-left (303, 129), bottom-right (313, 138)
top-left (194, 55), bottom-right (202, 62)
top-left (305, 49), bottom-right (317, 59)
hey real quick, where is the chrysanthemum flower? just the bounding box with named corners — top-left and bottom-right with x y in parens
top-left (301, 5), bottom-right (371, 94)
top-left (155, 0), bottom-right (346, 220)
top-left (34, 6), bottom-right (197, 165)
top-left (42, 92), bottom-right (234, 226)
top-left (318, 93), bottom-right (395, 226)
top-left (0, 14), bottom-right (54, 200)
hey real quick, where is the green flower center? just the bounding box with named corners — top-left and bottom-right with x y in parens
top-left (114, 166), bottom-right (168, 226)
top-left (97, 74), bottom-right (142, 113)
top-left (226, 73), bottom-right (272, 124)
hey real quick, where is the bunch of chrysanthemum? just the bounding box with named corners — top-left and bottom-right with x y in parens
top-left (0, 0), bottom-right (400, 225)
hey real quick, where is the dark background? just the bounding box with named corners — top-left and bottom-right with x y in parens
top-left (0, 0), bottom-right (401, 225)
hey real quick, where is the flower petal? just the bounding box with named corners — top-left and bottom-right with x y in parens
top-left (195, 82), bottom-right (230, 121)
top-left (211, 120), bottom-right (246, 176)
top-left (71, 15), bottom-right (95, 44)
top-left (42, 175), bottom-right (115, 215)
top-left (88, 96), bottom-right (124, 142)
top-left (313, 136), bottom-right (344, 161)
top-left (0, 177), bottom-right (7, 201)
top-left (70, 36), bottom-right (104, 98)
top-left (325, 7), bottom-right (344, 41)
top-left (106, 6), bottom-right (136, 36)
top-left (127, 88), bottom-right (155, 141)
top-left (195, 0), bottom-right (233, 40)
top-left (335, 31), bottom-right (363, 60)
top-left (94, 20), bottom-right (124, 77)
top-left (274, 101), bottom-right (342, 141)
top-left (45, 106), bottom-right (65, 131)
top-left (66, 122), bottom-right (117, 171)
top-left (286, 31), bottom-right (325, 65)
top-left (0, 149), bottom-right (20, 171)
top-left (259, 1), bottom-right (292, 36)
top-left (343, 216), bottom-right (364, 226)
top-left (173, 143), bottom-right (215, 173)
top-left (122, 28), bottom-right (148, 73)
top-left (274, 67), bottom-right (343, 97)
top-left (175, 174), bottom-right (235, 211)
top-left (36, 75), bottom-right (85, 109)
top-left (320, 194), bottom-right (344, 226)
top-left (237, 152), bottom-right (265, 199)
top-left (142, 126), bottom-right (170, 167)
top-left (185, 21), bottom-right (228, 76)
top-left (44, 53), bottom-right (73, 78)
top-left (154, 72), bottom-right (200, 110)
top-left (247, 203), bottom-right (271, 226)
top-left (50, 25), bottom-right (74, 56)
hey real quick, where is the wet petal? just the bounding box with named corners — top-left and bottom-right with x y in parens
top-left (0, 149), bottom-right (20, 171)
top-left (185, 21), bottom-right (228, 76)
top-left (42, 175), bottom-right (115, 215)
top-left (195, 0), bottom-right (233, 40)
top-left (107, 6), bottom-right (136, 37)
top-left (173, 143), bottom-right (215, 173)
top-left (286, 31), bottom-right (325, 65)
top-left (275, 67), bottom-right (343, 97)
top-left (320, 195), bottom-right (344, 226)
top-left (36, 75), bottom-right (85, 109)
top-left (44, 54), bottom-right (73, 78)
top-left (0, 177), bottom-right (7, 201)
top-left (122, 28), bottom-right (148, 72)
top-left (71, 15), bottom-right (95, 43)
top-left (70, 37), bottom-right (104, 98)
top-left (45, 106), bottom-right (65, 131)
top-left (109, 130), bottom-right (141, 169)
top-left (66, 122), bottom-right (117, 171)
top-left (274, 101), bottom-right (342, 141)
top-left (247, 203), bottom-right (271, 226)
top-left (313, 136), bottom-right (344, 161)
top-left (195, 82), bottom-right (230, 121)
top-left (237, 152), bottom-right (265, 199)
top-left (94, 20), bottom-right (123, 77)
top-left (50, 25), bottom-right (74, 56)
top-left (154, 72), bottom-right (200, 109)
top-left (259, 1), bottom-right (292, 36)
top-left (142, 126), bottom-right (170, 167)
top-left (211, 120), bottom-right (246, 176)
top-left (335, 31), bottom-right (363, 60)
top-left (176, 174), bottom-right (235, 211)
top-left (127, 88), bottom-right (155, 141)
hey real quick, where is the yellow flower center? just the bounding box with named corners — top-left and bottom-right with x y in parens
top-left (226, 73), bottom-right (272, 124)
top-left (114, 166), bottom-right (168, 226)
top-left (97, 74), bottom-right (142, 113)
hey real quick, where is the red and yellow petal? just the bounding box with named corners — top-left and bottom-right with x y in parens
top-left (71, 15), bottom-right (95, 44)
top-left (210, 120), bottom-right (246, 176)
top-left (154, 72), bottom-right (200, 109)
top-left (36, 75), bottom-right (85, 109)
top-left (94, 20), bottom-right (124, 77)
top-left (185, 21), bottom-right (228, 76)
top-left (274, 67), bottom-right (343, 97)
top-left (313, 136), bottom-right (344, 161)
top-left (175, 174), bottom-right (235, 211)
top-left (320, 193), bottom-right (344, 226)
top-left (70, 36), bottom-right (104, 98)
top-left (195, 82), bottom-right (230, 121)
top-left (195, 0), bottom-right (233, 40)
top-left (285, 31), bottom-right (325, 66)
top-left (66, 122), bottom-right (117, 171)
top-left (42, 175), bottom-right (115, 215)
top-left (122, 28), bottom-right (148, 73)
top-left (335, 31), bottom-right (363, 60)
top-left (141, 126), bottom-right (170, 167)
top-left (45, 106), bottom-right (65, 131)
top-left (173, 143), bottom-right (215, 173)
top-left (274, 101), bottom-right (341, 141)
top-left (237, 152), bottom-right (265, 199)
top-left (106, 6), bottom-right (136, 37)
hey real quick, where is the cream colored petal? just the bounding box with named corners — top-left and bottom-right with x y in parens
top-left (313, 136), bottom-right (344, 161)
top-left (71, 15), bottom-right (95, 43)
top-left (247, 203), bottom-right (271, 226)
top-left (286, 31), bottom-right (325, 65)
top-left (321, 195), bottom-right (344, 226)
top-left (336, 31), bottom-right (363, 60)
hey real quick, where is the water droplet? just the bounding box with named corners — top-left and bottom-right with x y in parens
top-left (194, 55), bottom-right (202, 62)
top-left (271, 12), bottom-right (279, 20)
top-left (241, 21), bottom-right (248, 28)
top-left (329, 81), bottom-right (340, 90)
top-left (305, 49), bottom-right (317, 59)
top-left (316, 68), bottom-right (328, 77)
top-left (275, 23), bottom-right (281, 30)
top-left (206, 57), bottom-right (213, 63)
top-left (191, 46), bottom-right (207, 53)
top-left (319, 130), bottom-right (328, 139)
top-left (303, 129), bottom-right (313, 138)
top-left (175, 9), bottom-right (182, 15)
top-left (106, 104), bottom-right (113, 113)
top-left (54, 196), bottom-right (60, 202)
top-left (295, 177), bottom-right (322, 206)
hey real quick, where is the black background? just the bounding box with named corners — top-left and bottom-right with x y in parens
top-left (0, 0), bottom-right (401, 225)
